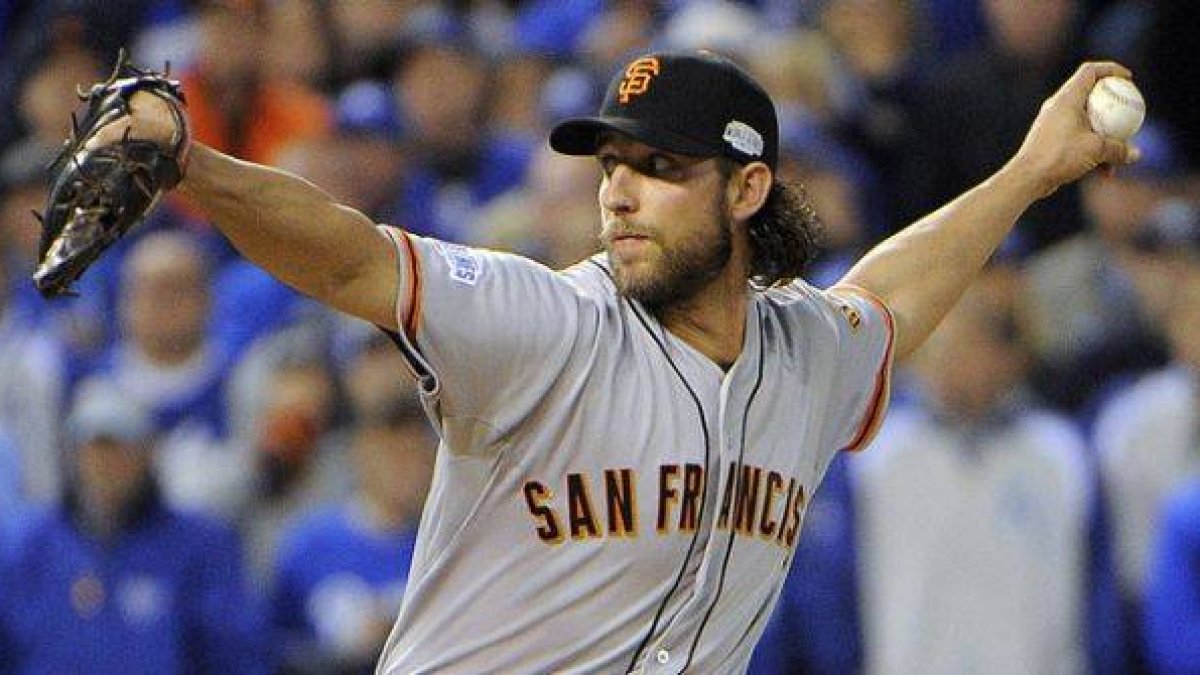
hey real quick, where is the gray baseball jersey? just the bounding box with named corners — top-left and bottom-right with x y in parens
top-left (375, 227), bottom-right (894, 674)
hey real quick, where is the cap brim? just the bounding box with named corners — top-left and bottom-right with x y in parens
top-left (549, 117), bottom-right (716, 158)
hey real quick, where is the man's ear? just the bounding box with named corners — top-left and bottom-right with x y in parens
top-left (727, 162), bottom-right (772, 223)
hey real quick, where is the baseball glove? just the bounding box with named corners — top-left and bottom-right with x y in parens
top-left (32, 50), bottom-right (190, 298)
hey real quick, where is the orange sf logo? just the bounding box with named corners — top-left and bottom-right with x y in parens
top-left (839, 304), bottom-right (862, 333)
top-left (618, 57), bottom-right (661, 104)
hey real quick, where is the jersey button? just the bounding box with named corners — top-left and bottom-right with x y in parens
top-left (655, 649), bottom-right (670, 664)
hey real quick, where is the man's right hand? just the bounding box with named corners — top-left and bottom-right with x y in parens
top-left (1003, 61), bottom-right (1141, 202)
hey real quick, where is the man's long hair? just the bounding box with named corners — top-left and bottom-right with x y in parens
top-left (719, 160), bottom-right (822, 287)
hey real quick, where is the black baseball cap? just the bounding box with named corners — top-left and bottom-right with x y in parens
top-left (550, 51), bottom-right (779, 172)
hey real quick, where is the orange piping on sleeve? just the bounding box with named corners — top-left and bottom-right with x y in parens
top-left (379, 226), bottom-right (423, 344)
top-left (397, 231), bottom-right (424, 343)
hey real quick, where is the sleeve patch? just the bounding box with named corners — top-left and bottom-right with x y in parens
top-left (838, 303), bottom-right (862, 334)
top-left (433, 241), bottom-right (483, 286)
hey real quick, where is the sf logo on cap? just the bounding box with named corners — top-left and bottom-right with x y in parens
top-left (618, 57), bottom-right (661, 104)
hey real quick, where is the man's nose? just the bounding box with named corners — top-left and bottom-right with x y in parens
top-left (600, 164), bottom-right (638, 215)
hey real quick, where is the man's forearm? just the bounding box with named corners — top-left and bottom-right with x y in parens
top-left (837, 62), bottom-right (1137, 360)
top-left (838, 163), bottom-right (1043, 358)
top-left (178, 144), bottom-right (398, 328)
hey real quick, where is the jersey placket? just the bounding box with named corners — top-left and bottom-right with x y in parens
top-left (639, 305), bottom-right (765, 674)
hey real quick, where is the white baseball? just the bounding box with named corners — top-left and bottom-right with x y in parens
top-left (1086, 76), bottom-right (1145, 140)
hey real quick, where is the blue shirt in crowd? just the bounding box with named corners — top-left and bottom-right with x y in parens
top-left (1145, 478), bottom-right (1200, 675)
top-left (0, 494), bottom-right (270, 674)
top-left (272, 502), bottom-right (419, 668)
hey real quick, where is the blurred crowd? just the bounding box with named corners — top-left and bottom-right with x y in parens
top-left (0, 0), bottom-right (1198, 673)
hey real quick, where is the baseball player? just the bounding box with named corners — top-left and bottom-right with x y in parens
top-left (94, 51), bottom-right (1137, 673)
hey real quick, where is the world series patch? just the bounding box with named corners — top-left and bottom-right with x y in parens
top-left (434, 241), bottom-right (482, 286)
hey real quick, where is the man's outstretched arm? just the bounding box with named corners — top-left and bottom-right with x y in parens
top-left (178, 145), bottom-right (399, 330)
top-left (835, 62), bottom-right (1139, 359)
top-left (100, 93), bottom-right (400, 331)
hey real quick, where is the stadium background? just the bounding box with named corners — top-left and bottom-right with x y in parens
top-left (1, 1), bottom-right (1198, 673)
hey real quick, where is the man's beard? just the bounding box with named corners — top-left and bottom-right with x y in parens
top-left (608, 203), bottom-right (734, 312)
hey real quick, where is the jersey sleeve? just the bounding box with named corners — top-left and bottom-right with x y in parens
top-left (821, 283), bottom-right (896, 453)
top-left (379, 227), bottom-right (585, 431)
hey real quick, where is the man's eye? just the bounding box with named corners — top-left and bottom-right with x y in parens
top-left (648, 155), bottom-right (675, 176)
top-left (598, 155), bottom-right (617, 176)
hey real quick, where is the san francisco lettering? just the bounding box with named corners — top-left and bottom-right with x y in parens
top-left (522, 462), bottom-right (806, 550)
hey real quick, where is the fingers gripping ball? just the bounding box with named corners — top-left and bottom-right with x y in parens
top-left (1086, 76), bottom-right (1145, 141)
top-left (32, 50), bottom-right (190, 298)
